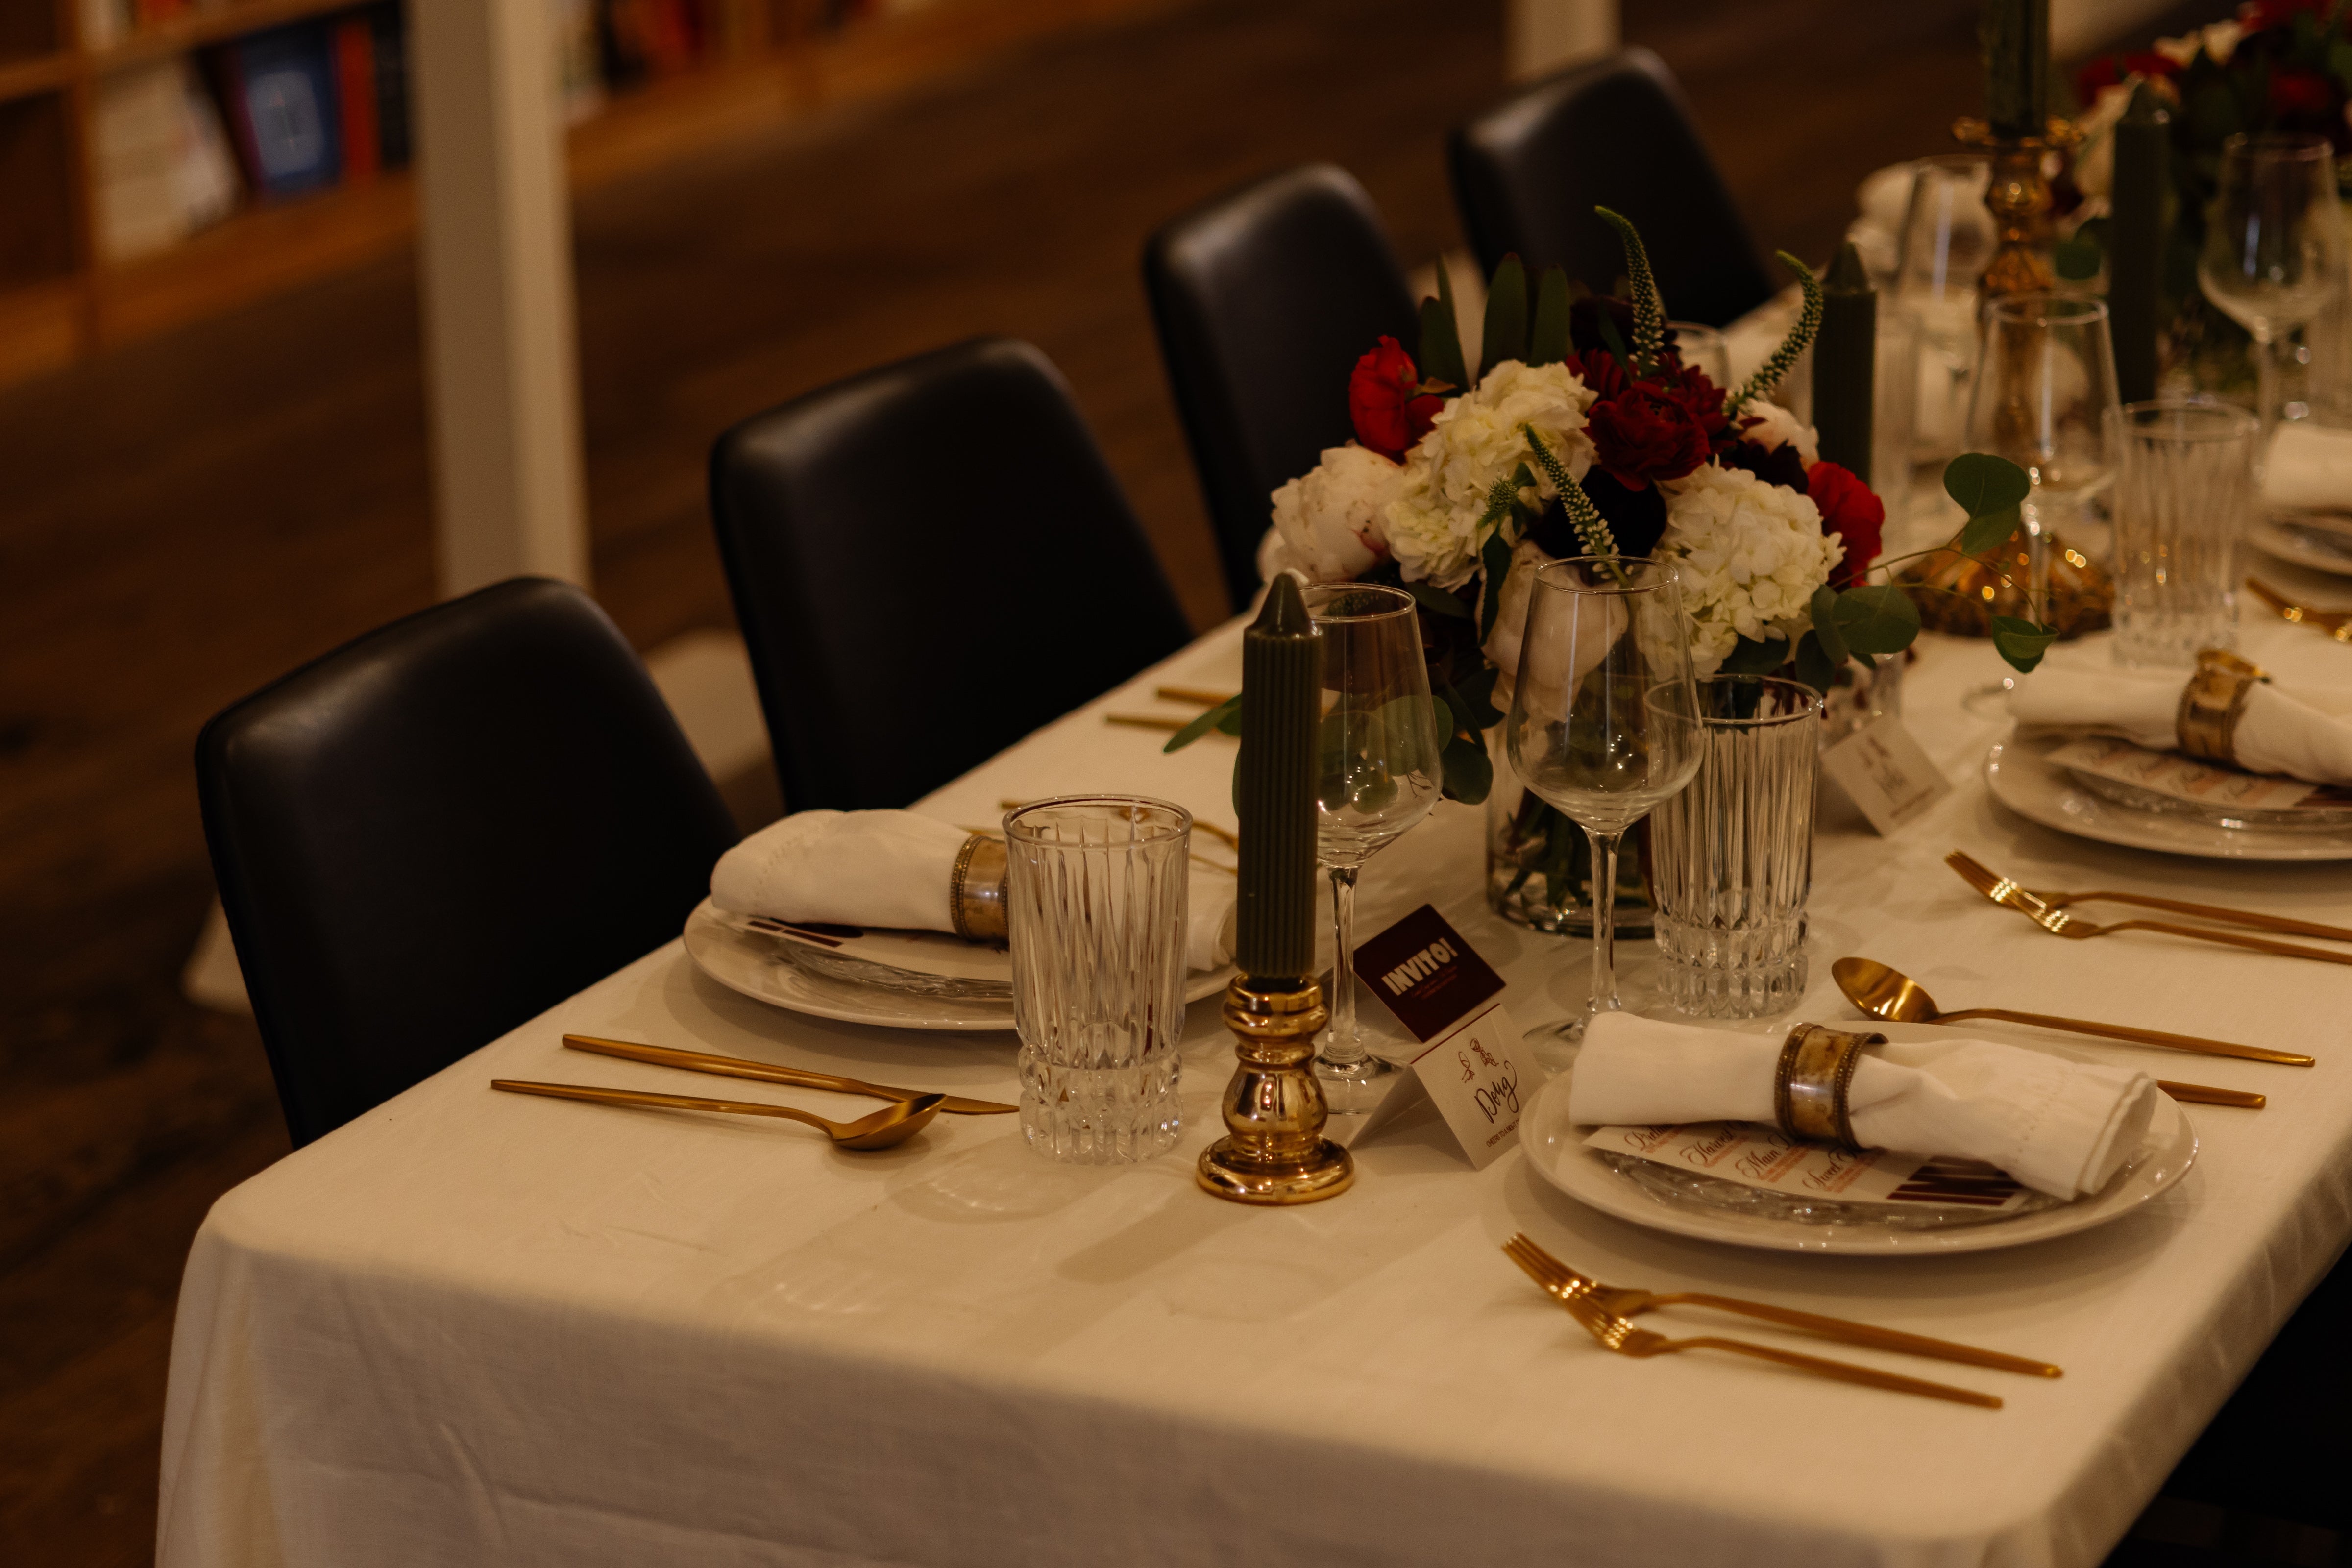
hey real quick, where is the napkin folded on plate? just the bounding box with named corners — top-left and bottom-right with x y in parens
top-left (2264, 421), bottom-right (2352, 514)
top-left (710, 809), bottom-right (1237, 972)
top-left (1566, 1013), bottom-right (2160, 1199)
top-left (2009, 661), bottom-right (2352, 785)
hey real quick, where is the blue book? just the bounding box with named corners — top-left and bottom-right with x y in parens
top-left (227, 23), bottom-right (342, 199)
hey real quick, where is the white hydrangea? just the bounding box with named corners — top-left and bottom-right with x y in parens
top-left (1383, 359), bottom-right (1596, 589)
top-left (1736, 399), bottom-right (1820, 466)
top-left (1261, 444), bottom-right (1404, 581)
top-left (1654, 464), bottom-right (1846, 673)
top-left (2069, 77), bottom-right (2141, 204)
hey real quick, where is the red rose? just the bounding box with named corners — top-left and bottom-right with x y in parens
top-left (2270, 66), bottom-right (2337, 121)
top-left (1806, 461), bottom-right (1885, 587)
top-left (1348, 337), bottom-right (1441, 458)
top-left (1587, 384), bottom-right (1711, 490)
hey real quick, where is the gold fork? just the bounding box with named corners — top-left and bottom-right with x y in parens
top-left (1503, 1234), bottom-right (2059, 1376)
top-left (1500, 1239), bottom-right (2002, 1408)
top-left (2247, 575), bottom-right (2352, 642)
top-left (1947, 852), bottom-right (2352, 969)
top-left (1947, 851), bottom-right (2352, 945)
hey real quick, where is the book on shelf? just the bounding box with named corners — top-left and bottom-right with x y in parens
top-left (334, 11), bottom-right (378, 182)
top-left (92, 55), bottom-right (240, 263)
top-left (211, 21), bottom-right (343, 200)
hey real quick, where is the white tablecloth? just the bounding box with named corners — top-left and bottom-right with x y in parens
top-left (159, 607), bottom-right (2352, 1568)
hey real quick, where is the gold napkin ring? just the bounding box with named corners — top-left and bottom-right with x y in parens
top-left (1773, 1024), bottom-right (1879, 1150)
top-left (949, 835), bottom-right (1008, 943)
top-left (2176, 648), bottom-right (2265, 764)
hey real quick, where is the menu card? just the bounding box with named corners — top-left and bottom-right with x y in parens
top-left (2049, 734), bottom-right (2352, 812)
top-left (1337, 905), bottom-right (1540, 1169)
top-left (1583, 1121), bottom-right (2032, 1212)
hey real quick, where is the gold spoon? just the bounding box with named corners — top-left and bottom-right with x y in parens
top-left (1832, 958), bottom-right (2289, 1099)
top-left (492, 1079), bottom-right (945, 1149)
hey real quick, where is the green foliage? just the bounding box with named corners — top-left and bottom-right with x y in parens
top-left (1990, 615), bottom-right (2059, 671)
top-left (1528, 266), bottom-right (1571, 366)
top-left (1521, 425), bottom-right (1617, 557)
top-left (1477, 526), bottom-right (1515, 640)
top-left (1440, 733), bottom-right (1493, 804)
top-left (1826, 583), bottom-right (1921, 656)
top-left (1163, 694), bottom-right (1240, 753)
top-left (1482, 254), bottom-right (1529, 370)
top-left (1404, 581), bottom-right (1471, 619)
top-left (1791, 629), bottom-right (1840, 694)
top-left (1594, 206), bottom-right (1664, 367)
top-left (1945, 451), bottom-right (2028, 554)
top-left (2054, 220), bottom-right (2105, 282)
top-left (1419, 269), bottom-right (1469, 391)
top-left (1728, 253), bottom-right (1823, 414)
top-left (1807, 585), bottom-right (1850, 667)
top-left (1717, 633), bottom-right (1793, 675)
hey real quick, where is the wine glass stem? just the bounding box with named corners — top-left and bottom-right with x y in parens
top-left (1585, 827), bottom-right (1625, 1017)
top-left (2255, 327), bottom-right (2283, 447)
top-left (2021, 498), bottom-right (2051, 627)
top-left (1326, 863), bottom-right (1362, 1063)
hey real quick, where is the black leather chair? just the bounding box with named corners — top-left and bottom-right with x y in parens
top-left (197, 577), bottom-right (738, 1147)
top-left (1449, 48), bottom-right (1773, 329)
top-left (709, 336), bottom-right (1193, 811)
top-left (1144, 164), bottom-right (1421, 611)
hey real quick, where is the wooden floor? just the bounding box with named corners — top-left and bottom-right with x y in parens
top-left (0, 0), bottom-right (2271, 1562)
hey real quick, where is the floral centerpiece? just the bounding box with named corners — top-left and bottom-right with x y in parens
top-left (1173, 211), bottom-right (2044, 923)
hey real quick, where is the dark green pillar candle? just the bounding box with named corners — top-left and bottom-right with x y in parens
top-left (1983, 0), bottom-right (2050, 141)
top-left (1234, 574), bottom-right (1320, 982)
top-left (2109, 82), bottom-right (2169, 404)
top-left (1813, 242), bottom-right (1875, 483)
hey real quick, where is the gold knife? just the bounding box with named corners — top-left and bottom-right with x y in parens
top-left (2248, 575), bottom-right (2352, 641)
top-left (562, 1034), bottom-right (1016, 1114)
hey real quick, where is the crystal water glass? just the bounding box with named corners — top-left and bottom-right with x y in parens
top-left (2199, 133), bottom-right (2347, 437)
top-left (1300, 583), bottom-right (1444, 1108)
top-left (1895, 154), bottom-right (1995, 476)
top-left (1504, 556), bottom-right (1702, 1038)
top-left (2107, 399), bottom-right (2258, 667)
top-left (1648, 676), bottom-right (1823, 1019)
top-left (1004, 795), bottom-right (1191, 1163)
top-left (1666, 320), bottom-right (1731, 388)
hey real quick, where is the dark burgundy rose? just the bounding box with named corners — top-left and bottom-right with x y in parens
top-left (1807, 461), bottom-right (1886, 586)
top-left (1348, 337), bottom-right (1441, 458)
top-left (2269, 66), bottom-right (2337, 122)
top-left (1586, 384), bottom-right (1711, 490)
top-left (1568, 295), bottom-right (1641, 359)
top-left (1524, 471), bottom-right (1669, 562)
top-left (1659, 360), bottom-right (1733, 452)
top-left (1719, 439), bottom-right (1811, 494)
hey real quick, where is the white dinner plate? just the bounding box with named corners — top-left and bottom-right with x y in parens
top-left (1519, 1065), bottom-right (2196, 1255)
top-left (2251, 514), bottom-right (2352, 577)
top-left (683, 899), bottom-right (1232, 1032)
top-left (1985, 730), bottom-right (2352, 861)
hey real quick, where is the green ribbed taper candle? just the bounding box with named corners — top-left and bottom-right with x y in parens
top-left (2108, 82), bottom-right (2168, 404)
top-left (1813, 241), bottom-right (1875, 483)
top-left (1234, 574), bottom-right (1320, 981)
top-left (1983, 0), bottom-right (2049, 141)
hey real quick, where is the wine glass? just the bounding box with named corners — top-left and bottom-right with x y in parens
top-left (1504, 557), bottom-right (1702, 1039)
top-left (1895, 154), bottom-right (1995, 481)
top-left (1962, 292), bottom-right (2119, 637)
top-left (1301, 583), bottom-right (1444, 1108)
top-left (2199, 133), bottom-right (2347, 438)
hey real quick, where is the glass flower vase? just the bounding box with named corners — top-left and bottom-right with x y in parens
top-left (1483, 728), bottom-right (1654, 937)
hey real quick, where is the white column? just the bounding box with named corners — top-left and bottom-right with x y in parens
top-left (1506, 0), bottom-right (1620, 83)
top-left (410, 0), bottom-right (589, 594)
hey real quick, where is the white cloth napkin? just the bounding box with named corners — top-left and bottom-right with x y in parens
top-left (2009, 661), bottom-right (2352, 785)
top-left (2263, 421), bottom-right (2352, 513)
top-left (1566, 1014), bottom-right (2159, 1199)
top-left (710, 809), bottom-right (1236, 972)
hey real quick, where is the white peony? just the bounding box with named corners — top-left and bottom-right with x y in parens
top-left (2069, 77), bottom-right (2142, 205)
top-left (1262, 443), bottom-right (1404, 581)
top-left (1478, 537), bottom-right (1553, 709)
top-left (1383, 359), bottom-right (1596, 589)
top-left (1736, 399), bottom-right (1820, 466)
top-left (1654, 464), bottom-right (1845, 674)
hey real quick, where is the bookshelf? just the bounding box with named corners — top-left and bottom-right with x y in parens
top-left (0, 0), bottom-right (1162, 392)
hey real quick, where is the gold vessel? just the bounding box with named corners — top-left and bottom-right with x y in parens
top-left (1196, 977), bottom-right (1355, 1204)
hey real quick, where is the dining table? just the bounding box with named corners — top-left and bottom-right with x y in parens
top-left (157, 563), bottom-right (2352, 1568)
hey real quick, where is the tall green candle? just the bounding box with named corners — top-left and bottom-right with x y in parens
top-left (1813, 241), bottom-right (1875, 483)
top-left (2109, 82), bottom-right (2169, 404)
top-left (1234, 574), bottom-right (1320, 981)
top-left (1983, 0), bottom-right (2050, 141)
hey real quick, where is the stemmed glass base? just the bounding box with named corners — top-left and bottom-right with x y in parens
top-left (1311, 863), bottom-right (1388, 1113)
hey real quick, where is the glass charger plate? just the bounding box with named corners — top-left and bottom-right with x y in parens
top-left (2064, 768), bottom-right (2352, 831)
top-left (683, 899), bottom-right (1231, 1033)
top-left (1986, 730), bottom-right (2352, 861)
top-left (1519, 1065), bottom-right (2196, 1255)
top-left (2250, 514), bottom-right (2352, 578)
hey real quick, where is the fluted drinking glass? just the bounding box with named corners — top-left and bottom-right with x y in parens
top-left (2107, 398), bottom-right (2258, 667)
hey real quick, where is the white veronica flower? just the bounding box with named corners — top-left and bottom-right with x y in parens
top-left (1736, 399), bottom-right (1821, 466)
top-left (1654, 464), bottom-right (1845, 673)
top-left (1383, 359), bottom-right (1595, 589)
top-left (1262, 443), bottom-right (1404, 581)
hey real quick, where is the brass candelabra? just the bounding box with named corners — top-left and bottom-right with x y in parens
top-left (1951, 115), bottom-right (2081, 300)
top-left (1196, 977), bottom-right (1355, 1205)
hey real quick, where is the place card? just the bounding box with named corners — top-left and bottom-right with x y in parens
top-left (1336, 905), bottom-right (1540, 1169)
top-left (1820, 713), bottom-right (1954, 834)
top-left (2045, 734), bottom-right (2352, 811)
top-left (1583, 1121), bottom-right (2032, 1212)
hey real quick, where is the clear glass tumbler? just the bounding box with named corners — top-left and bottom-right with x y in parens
top-left (1004, 795), bottom-right (1191, 1163)
top-left (2107, 399), bottom-right (2258, 667)
top-left (1647, 675), bottom-right (1822, 1019)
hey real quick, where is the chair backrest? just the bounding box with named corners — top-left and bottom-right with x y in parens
top-left (1145, 164), bottom-right (1420, 612)
top-left (1449, 48), bottom-right (1773, 329)
top-left (709, 337), bottom-right (1193, 811)
top-left (197, 578), bottom-right (738, 1147)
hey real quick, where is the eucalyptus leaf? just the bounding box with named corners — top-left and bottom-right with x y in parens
top-left (1478, 528), bottom-right (1514, 639)
top-left (1163, 694), bottom-right (1239, 752)
top-left (1440, 733), bottom-right (1489, 804)
top-left (1405, 581), bottom-right (1471, 619)
top-left (1791, 629), bottom-right (1839, 694)
top-left (1716, 633), bottom-right (1792, 675)
top-left (1454, 664), bottom-right (1502, 730)
top-left (1942, 452), bottom-right (2031, 518)
top-left (1827, 582), bottom-right (1920, 656)
top-left (1959, 506), bottom-right (2022, 557)
top-left (1808, 585), bottom-right (1849, 666)
top-left (1990, 615), bottom-right (2059, 672)
top-left (1529, 265), bottom-right (1571, 366)
top-left (1481, 254), bottom-right (1529, 372)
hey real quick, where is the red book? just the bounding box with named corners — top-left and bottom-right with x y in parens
top-left (335, 14), bottom-right (379, 184)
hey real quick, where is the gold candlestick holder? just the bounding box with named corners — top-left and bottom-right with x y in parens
top-left (1197, 977), bottom-right (1355, 1205)
top-left (1952, 115), bottom-right (2081, 300)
